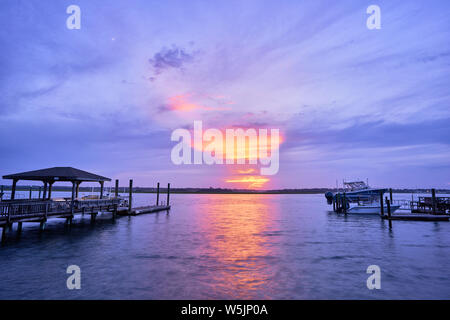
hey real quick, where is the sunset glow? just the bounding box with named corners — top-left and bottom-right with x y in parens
top-left (238, 169), bottom-right (256, 174)
top-left (168, 93), bottom-right (232, 112)
top-left (225, 175), bottom-right (270, 189)
top-left (169, 94), bottom-right (206, 112)
top-left (189, 128), bottom-right (283, 162)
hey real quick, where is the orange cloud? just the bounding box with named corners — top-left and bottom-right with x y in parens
top-left (168, 94), bottom-right (206, 112)
top-left (237, 169), bottom-right (256, 174)
top-left (225, 175), bottom-right (270, 189)
top-left (168, 93), bottom-right (232, 112)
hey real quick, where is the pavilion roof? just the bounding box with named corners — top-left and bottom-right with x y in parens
top-left (3, 167), bottom-right (111, 182)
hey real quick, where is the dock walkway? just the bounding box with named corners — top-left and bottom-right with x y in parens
top-left (0, 197), bottom-right (171, 241)
top-left (118, 205), bottom-right (171, 216)
top-left (382, 213), bottom-right (450, 221)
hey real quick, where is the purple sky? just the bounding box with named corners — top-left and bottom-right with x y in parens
top-left (0, 0), bottom-right (449, 189)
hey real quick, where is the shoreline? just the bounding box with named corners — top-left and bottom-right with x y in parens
top-left (2, 186), bottom-right (450, 195)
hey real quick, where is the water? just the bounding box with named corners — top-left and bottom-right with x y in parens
top-left (0, 192), bottom-right (449, 299)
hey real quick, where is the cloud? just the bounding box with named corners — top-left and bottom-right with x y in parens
top-left (285, 118), bottom-right (450, 150)
top-left (148, 45), bottom-right (196, 76)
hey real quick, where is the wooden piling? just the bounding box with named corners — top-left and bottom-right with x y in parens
top-left (11, 179), bottom-right (17, 200)
top-left (128, 179), bottom-right (133, 213)
top-left (386, 198), bottom-right (392, 229)
top-left (99, 181), bottom-right (104, 199)
top-left (1, 226), bottom-right (6, 242)
top-left (0, 185), bottom-right (3, 200)
top-left (38, 187), bottom-right (41, 199)
top-left (48, 182), bottom-right (53, 200)
top-left (29, 187), bottom-right (32, 199)
top-left (389, 188), bottom-right (393, 203)
top-left (42, 182), bottom-right (47, 200)
top-left (379, 192), bottom-right (384, 216)
top-left (17, 222), bottom-right (22, 233)
top-left (113, 204), bottom-right (117, 220)
top-left (431, 189), bottom-right (437, 215)
top-left (343, 192), bottom-right (347, 214)
top-left (71, 182), bottom-right (76, 215)
top-left (75, 182), bottom-right (80, 198)
top-left (336, 194), bottom-right (340, 212)
top-left (156, 182), bottom-right (160, 205)
top-left (115, 179), bottom-right (119, 198)
top-left (167, 183), bottom-right (170, 206)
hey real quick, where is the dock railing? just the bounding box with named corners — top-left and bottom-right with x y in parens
top-left (392, 197), bottom-right (450, 215)
top-left (0, 197), bottom-right (123, 221)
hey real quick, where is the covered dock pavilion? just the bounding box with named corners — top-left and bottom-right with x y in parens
top-left (1, 167), bottom-right (122, 241)
top-left (1, 167), bottom-right (171, 242)
top-left (2, 167), bottom-right (111, 201)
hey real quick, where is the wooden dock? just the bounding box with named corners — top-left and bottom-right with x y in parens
top-left (117, 205), bottom-right (170, 216)
top-left (382, 214), bottom-right (450, 221)
top-left (0, 168), bottom-right (173, 242)
top-left (1, 198), bottom-right (171, 241)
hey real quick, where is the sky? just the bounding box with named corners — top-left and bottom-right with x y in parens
top-left (0, 0), bottom-right (449, 189)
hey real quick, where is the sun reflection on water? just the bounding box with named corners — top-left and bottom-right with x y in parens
top-left (192, 194), bottom-right (282, 299)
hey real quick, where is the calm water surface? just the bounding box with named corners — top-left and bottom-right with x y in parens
top-left (0, 192), bottom-right (449, 299)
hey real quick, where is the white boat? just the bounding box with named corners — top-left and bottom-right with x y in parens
top-left (325, 180), bottom-right (399, 215)
top-left (347, 204), bottom-right (400, 215)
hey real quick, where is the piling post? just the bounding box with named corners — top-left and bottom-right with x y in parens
top-left (48, 182), bottom-right (54, 200)
top-left (75, 182), bottom-right (80, 199)
top-left (42, 182), bottom-right (47, 200)
top-left (389, 188), bottom-right (393, 203)
top-left (29, 187), bottom-right (32, 199)
top-left (17, 222), bottom-right (22, 233)
top-left (128, 179), bottom-right (133, 213)
top-left (11, 179), bottom-right (17, 200)
top-left (99, 181), bottom-right (104, 199)
top-left (431, 189), bottom-right (437, 215)
top-left (386, 198), bottom-right (392, 229)
top-left (167, 183), bottom-right (170, 206)
top-left (7, 204), bottom-right (11, 227)
top-left (343, 192), bottom-right (347, 214)
top-left (379, 192), bottom-right (384, 216)
top-left (156, 182), bottom-right (160, 206)
top-left (70, 182), bottom-right (76, 215)
top-left (38, 187), bottom-right (41, 199)
top-left (0, 185), bottom-right (3, 200)
top-left (115, 179), bottom-right (119, 198)
top-left (336, 194), bottom-right (340, 213)
top-left (113, 204), bottom-right (117, 220)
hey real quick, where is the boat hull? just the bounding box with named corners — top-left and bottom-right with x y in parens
top-left (347, 205), bottom-right (400, 215)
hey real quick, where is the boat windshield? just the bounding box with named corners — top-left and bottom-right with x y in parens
top-left (344, 181), bottom-right (369, 191)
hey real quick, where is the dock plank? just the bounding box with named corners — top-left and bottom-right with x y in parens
top-left (383, 214), bottom-right (449, 221)
top-left (118, 205), bottom-right (170, 216)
